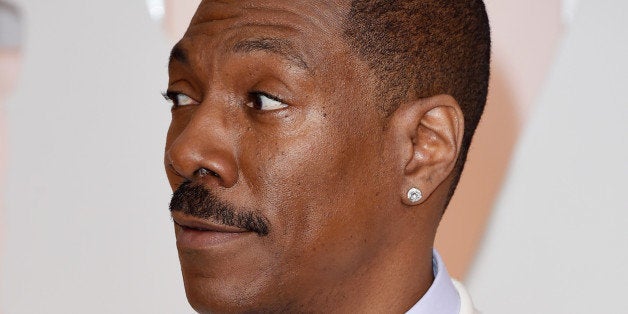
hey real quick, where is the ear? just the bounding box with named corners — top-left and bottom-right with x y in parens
top-left (390, 94), bottom-right (465, 206)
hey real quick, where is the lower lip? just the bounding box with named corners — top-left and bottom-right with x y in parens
top-left (175, 224), bottom-right (251, 249)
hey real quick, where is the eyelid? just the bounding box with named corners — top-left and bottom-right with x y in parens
top-left (247, 92), bottom-right (289, 111)
top-left (163, 91), bottom-right (199, 108)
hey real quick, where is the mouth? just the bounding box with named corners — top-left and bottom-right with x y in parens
top-left (172, 212), bottom-right (250, 232)
top-left (172, 212), bottom-right (252, 249)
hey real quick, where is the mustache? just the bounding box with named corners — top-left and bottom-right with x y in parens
top-left (169, 181), bottom-right (270, 236)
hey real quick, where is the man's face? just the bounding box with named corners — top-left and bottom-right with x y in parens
top-left (165, 0), bottom-right (401, 312)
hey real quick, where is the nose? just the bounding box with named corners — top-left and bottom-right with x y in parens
top-left (165, 106), bottom-right (238, 189)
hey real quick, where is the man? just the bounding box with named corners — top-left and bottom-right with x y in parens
top-left (164, 0), bottom-right (490, 313)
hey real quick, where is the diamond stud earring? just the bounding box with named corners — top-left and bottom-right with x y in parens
top-left (407, 187), bottom-right (423, 203)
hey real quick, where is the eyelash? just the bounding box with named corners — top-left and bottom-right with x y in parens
top-left (162, 91), bottom-right (288, 111)
top-left (162, 91), bottom-right (179, 108)
top-left (248, 91), bottom-right (286, 110)
top-left (162, 91), bottom-right (200, 110)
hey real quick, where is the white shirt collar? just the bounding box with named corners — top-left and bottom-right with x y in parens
top-left (405, 249), bottom-right (461, 314)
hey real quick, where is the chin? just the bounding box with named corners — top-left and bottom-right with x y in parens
top-left (180, 261), bottom-right (283, 313)
top-left (183, 276), bottom-right (256, 313)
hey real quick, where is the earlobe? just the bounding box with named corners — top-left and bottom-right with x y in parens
top-left (391, 94), bottom-right (464, 206)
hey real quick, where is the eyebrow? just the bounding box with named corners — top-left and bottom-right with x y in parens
top-left (232, 37), bottom-right (310, 72)
top-left (169, 43), bottom-right (189, 67)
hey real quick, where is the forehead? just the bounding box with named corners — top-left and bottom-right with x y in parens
top-left (173, 0), bottom-right (350, 69)
top-left (192, 0), bottom-right (348, 25)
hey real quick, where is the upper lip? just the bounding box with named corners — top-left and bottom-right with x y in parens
top-left (171, 212), bottom-right (249, 233)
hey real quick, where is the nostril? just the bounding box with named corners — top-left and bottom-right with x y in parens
top-left (196, 168), bottom-right (220, 179)
top-left (196, 168), bottom-right (208, 177)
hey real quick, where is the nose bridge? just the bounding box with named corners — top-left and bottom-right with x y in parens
top-left (166, 96), bottom-right (239, 188)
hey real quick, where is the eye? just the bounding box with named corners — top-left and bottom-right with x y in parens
top-left (247, 92), bottom-right (288, 111)
top-left (162, 91), bottom-right (199, 108)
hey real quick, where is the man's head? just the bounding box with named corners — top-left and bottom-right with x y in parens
top-left (164, 0), bottom-right (489, 312)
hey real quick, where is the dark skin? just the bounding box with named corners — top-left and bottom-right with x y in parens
top-left (165, 0), bottom-right (465, 313)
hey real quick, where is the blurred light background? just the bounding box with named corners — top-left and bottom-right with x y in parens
top-left (0, 0), bottom-right (626, 313)
top-left (145, 0), bottom-right (165, 22)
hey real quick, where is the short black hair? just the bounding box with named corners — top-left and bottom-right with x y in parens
top-left (343, 0), bottom-right (491, 207)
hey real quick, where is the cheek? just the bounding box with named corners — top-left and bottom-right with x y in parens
top-left (239, 110), bottom-right (393, 281)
